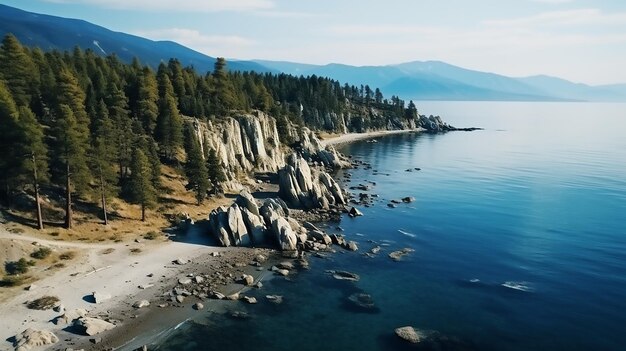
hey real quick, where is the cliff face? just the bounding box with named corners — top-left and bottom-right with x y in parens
top-left (191, 111), bottom-right (287, 190)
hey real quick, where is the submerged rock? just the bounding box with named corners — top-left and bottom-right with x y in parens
top-left (266, 295), bottom-right (283, 304)
top-left (389, 248), bottom-right (415, 261)
top-left (395, 326), bottom-right (427, 344)
top-left (328, 270), bottom-right (360, 282)
top-left (348, 293), bottom-right (376, 310)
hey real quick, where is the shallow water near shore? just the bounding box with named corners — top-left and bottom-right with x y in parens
top-left (155, 102), bottom-right (626, 351)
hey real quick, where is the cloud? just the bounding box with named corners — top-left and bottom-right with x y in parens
top-left (530, 0), bottom-right (573, 4)
top-left (43, 0), bottom-right (274, 12)
top-left (254, 10), bottom-right (319, 19)
top-left (484, 8), bottom-right (626, 27)
top-left (133, 28), bottom-right (256, 58)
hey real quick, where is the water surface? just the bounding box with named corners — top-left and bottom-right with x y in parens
top-left (158, 102), bottom-right (626, 351)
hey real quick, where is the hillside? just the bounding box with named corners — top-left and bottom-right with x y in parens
top-left (0, 4), bottom-right (271, 73)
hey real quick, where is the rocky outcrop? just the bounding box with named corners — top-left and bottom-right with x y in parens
top-left (14, 328), bottom-right (58, 351)
top-left (296, 128), bottom-right (350, 169)
top-left (208, 191), bottom-right (269, 247)
top-left (190, 111), bottom-right (286, 191)
top-left (278, 154), bottom-right (345, 209)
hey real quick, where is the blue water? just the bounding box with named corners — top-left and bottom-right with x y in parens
top-left (157, 102), bottom-right (626, 351)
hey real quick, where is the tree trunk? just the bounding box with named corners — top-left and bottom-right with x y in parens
top-left (99, 165), bottom-right (108, 226)
top-left (141, 202), bottom-right (146, 222)
top-left (32, 153), bottom-right (44, 230)
top-left (65, 162), bottom-right (72, 229)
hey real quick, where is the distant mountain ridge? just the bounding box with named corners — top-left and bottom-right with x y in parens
top-left (1, 4), bottom-right (625, 102)
top-left (0, 4), bottom-right (271, 74)
top-left (256, 60), bottom-right (626, 102)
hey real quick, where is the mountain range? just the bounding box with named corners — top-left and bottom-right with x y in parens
top-left (1, 4), bottom-right (625, 102)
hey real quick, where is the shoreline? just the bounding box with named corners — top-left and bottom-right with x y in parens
top-left (0, 129), bottom-right (404, 351)
top-left (320, 128), bottom-right (425, 147)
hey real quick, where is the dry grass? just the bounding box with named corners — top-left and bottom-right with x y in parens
top-left (59, 251), bottom-right (76, 260)
top-left (26, 295), bottom-right (59, 310)
top-left (0, 275), bottom-right (32, 287)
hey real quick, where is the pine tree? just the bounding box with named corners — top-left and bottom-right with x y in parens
top-left (212, 57), bottom-right (238, 116)
top-left (129, 148), bottom-right (157, 221)
top-left (90, 100), bottom-right (118, 225)
top-left (156, 69), bottom-right (183, 160)
top-left (183, 125), bottom-right (209, 204)
top-left (0, 34), bottom-right (36, 107)
top-left (105, 82), bottom-right (133, 179)
top-left (206, 147), bottom-right (226, 194)
top-left (52, 104), bottom-right (91, 229)
top-left (16, 106), bottom-right (49, 229)
top-left (0, 80), bottom-right (22, 202)
top-left (137, 67), bottom-right (159, 134)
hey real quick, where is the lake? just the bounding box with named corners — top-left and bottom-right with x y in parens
top-left (156, 101), bottom-right (626, 351)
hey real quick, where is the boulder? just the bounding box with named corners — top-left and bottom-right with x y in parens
top-left (175, 295), bottom-right (185, 303)
top-left (348, 207), bottom-right (363, 217)
top-left (193, 302), bottom-right (204, 310)
top-left (178, 277), bottom-right (192, 285)
top-left (54, 308), bottom-right (88, 325)
top-left (194, 276), bottom-right (205, 284)
top-left (226, 293), bottom-right (240, 301)
top-left (346, 241), bottom-right (359, 251)
top-left (241, 296), bottom-right (258, 304)
top-left (402, 196), bottom-right (416, 203)
top-left (132, 300), bottom-right (150, 309)
top-left (271, 217), bottom-right (298, 251)
top-left (14, 328), bottom-right (58, 351)
top-left (240, 274), bottom-right (255, 286)
top-left (208, 207), bottom-right (232, 247)
top-left (227, 204), bottom-right (251, 246)
top-left (236, 189), bottom-right (260, 216)
top-left (174, 258), bottom-right (188, 265)
top-left (240, 207), bottom-right (267, 244)
top-left (73, 317), bottom-right (116, 336)
top-left (275, 269), bottom-right (289, 276)
top-left (394, 326), bottom-right (427, 344)
top-left (92, 291), bottom-right (111, 304)
top-left (310, 230), bottom-right (333, 245)
top-left (277, 261), bottom-right (295, 270)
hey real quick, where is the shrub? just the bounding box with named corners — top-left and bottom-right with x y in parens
top-left (59, 251), bottom-right (76, 260)
top-left (143, 231), bottom-right (158, 240)
top-left (27, 296), bottom-right (59, 310)
top-left (31, 247), bottom-right (52, 259)
top-left (5, 258), bottom-right (30, 275)
top-left (0, 275), bottom-right (31, 287)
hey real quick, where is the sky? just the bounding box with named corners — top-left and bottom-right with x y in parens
top-left (4, 0), bottom-right (626, 85)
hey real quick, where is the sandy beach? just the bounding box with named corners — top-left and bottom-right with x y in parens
top-left (0, 225), bottom-right (282, 351)
top-left (320, 128), bottom-right (424, 147)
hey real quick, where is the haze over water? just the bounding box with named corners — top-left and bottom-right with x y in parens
top-left (158, 101), bottom-right (626, 351)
